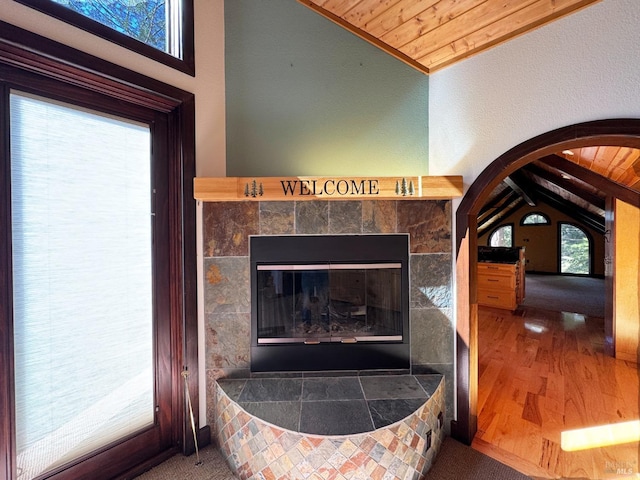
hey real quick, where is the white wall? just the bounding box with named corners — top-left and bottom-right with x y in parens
top-left (429, 0), bottom-right (640, 185)
top-left (0, 0), bottom-right (227, 177)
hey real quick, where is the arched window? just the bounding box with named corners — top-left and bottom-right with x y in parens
top-left (520, 212), bottom-right (550, 225)
top-left (488, 224), bottom-right (513, 247)
top-left (559, 222), bottom-right (592, 274)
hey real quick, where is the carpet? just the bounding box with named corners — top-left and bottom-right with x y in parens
top-left (424, 437), bottom-right (532, 480)
top-left (134, 445), bottom-right (235, 480)
top-left (521, 274), bottom-right (605, 318)
top-left (134, 437), bottom-right (532, 479)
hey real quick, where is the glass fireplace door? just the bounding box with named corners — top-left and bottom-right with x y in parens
top-left (256, 263), bottom-right (402, 344)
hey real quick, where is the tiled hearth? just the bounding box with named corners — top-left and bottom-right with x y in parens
top-left (215, 374), bottom-right (445, 479)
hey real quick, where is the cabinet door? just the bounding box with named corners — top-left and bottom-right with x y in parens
top-left (478, 289), bottom-right (516, 309)
top-left (478, 274), bottom-right (515, 289)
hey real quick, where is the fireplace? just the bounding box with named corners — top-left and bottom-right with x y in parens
top-left (250, 234), bottom-right (410, 372)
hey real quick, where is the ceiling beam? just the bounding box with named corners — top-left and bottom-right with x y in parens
top-left (534, 186), bottom-right (605, 234)
top-left (477, 190), bottom-right (521, 225)
top-left (523, 162), bottom-right (605, 209)
top-left (478, 199), bottom-right (526, 237)
top-left (504, 171), bottom-right (537, 206)
top-left (540, 154), bottom-right (640, 209)
top-left (478, 188), bottom-right (514, 217)
top-left (477, 195), bottom-right (524, 235)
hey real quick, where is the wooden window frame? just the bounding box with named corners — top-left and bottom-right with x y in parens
top-left (520, 212), bottom-right (550, 226)
top-left (0, 20), bottom-right (197, 479)
top-left (14, 0), bottom-right (195, 76)
top-left (487, 223), bottom-right (514, 247)
top-left (557, 221), bottom-right (594, 276)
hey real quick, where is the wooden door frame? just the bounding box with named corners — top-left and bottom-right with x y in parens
top-left (0, 21), bottom-right (198, 479)
top-left (451, 118), bottom-right (640, 445)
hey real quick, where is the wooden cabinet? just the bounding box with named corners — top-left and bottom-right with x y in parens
top-left (477, 261), bottom-right (524, 311)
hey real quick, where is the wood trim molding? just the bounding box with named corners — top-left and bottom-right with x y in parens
top-left (194, 176), bottom-right (463, 201)
top-left (0, 20), bottom-right (191, 112)
top-left (454, 118), bottom-right (640, 445)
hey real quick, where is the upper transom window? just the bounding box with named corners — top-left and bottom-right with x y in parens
top-left (520, 212), bottom-right (550, 225)
top-left (16, 0), bottom-right (194, 75)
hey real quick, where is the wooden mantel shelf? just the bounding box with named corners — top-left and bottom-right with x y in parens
top-left (194, 176), bottom-right (463, 201)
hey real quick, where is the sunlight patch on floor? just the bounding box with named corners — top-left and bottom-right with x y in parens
top-left (561, 420), bottom-right (640, 452)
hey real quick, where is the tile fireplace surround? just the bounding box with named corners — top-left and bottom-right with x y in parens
top-left (203, 198), bottom-right (455, 427)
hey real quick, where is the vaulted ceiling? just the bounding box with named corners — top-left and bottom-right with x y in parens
top-left (297, 0), bottom-right (601, 74)
top-left (478, 147), bottom-right (640, 237)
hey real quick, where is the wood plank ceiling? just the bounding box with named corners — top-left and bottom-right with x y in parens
top-left (297, 0), bottom-right (601, 74)
top-left (563, 146), bottom-right (640, 189)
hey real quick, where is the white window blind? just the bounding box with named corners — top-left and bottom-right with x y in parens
top-left (10, 92), bottom-right (155, 479)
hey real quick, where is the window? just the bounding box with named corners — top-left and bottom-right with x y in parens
top-left (11, 93), bottom-right (156, 479)
top-left (488, 224), bottom-right (513, 247)
top-left (521, 212), bottom-right (550, 225)
top-left (1, 22), bottom-right (196, 480)
top-left (559, 223), bottom-right (592, 275)
top-left (15, 0), bottom-right (194, 75)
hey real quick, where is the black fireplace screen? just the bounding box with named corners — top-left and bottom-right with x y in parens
top-left (256, 263), bottom-right (402, 343)
top-left (250, 234), bottom-right (410, 372)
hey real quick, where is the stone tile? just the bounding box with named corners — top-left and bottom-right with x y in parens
top-left (410, 254), bottom-right (452, 309)
top-left (414, 375), bottom-right (443, 398)
top-left (396, 200), bottom-right (451, 253)
top-left (238, 378), bottom-right (303, 402)
top-left (359, 376), bottom-right (427, 400)
top-left (259, 201), bottom-right (295, 235)
top-left (299, 400), bottom-right (373, 435)
top-left (217, 378), bottom-right (248, 401)
top-left (203, 202), bottom-right (259, 257)
top-left (362, 200), bottom-right (397, 234)
top-left (302, 370), bottom-right (360, 378)
top-left (368, 398), bottom-right (427, 429)
top-left (356, 370), bottom-right (410, 377)
top-left (205, 312), bottom-right (250, 370)
top-left (250, 371), bottom-right (303, 379)
top-left (212, 367), bottom-right (251, 380)
top-left (295, 201), bottom-right (328, 234)
top-left (301, 377), bottom-right (365, 401)
top-left (410, 308), bottom-right (454, 365)
top-left (204, 257), bottom-right (250, 314)
top-left (412, 364), bottom-right (452, 435)
top-left (329, 201), bottom-right (362, 234)
top-left (206, 369), bottom-right (221, 427)
top-left (239, 401), bottom-right (301, 432)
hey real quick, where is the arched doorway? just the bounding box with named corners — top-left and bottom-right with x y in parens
top-left (452, 118), bottom-right (640, 445)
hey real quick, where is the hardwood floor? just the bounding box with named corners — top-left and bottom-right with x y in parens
top-left (473, 305), bottom-right (640, 479)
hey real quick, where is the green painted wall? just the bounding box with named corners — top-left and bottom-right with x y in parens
top-left (224, 0), bottom-right (429, 177)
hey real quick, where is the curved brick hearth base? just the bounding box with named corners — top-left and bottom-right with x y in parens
top-left (214, 377), bottom-right (445, 479)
